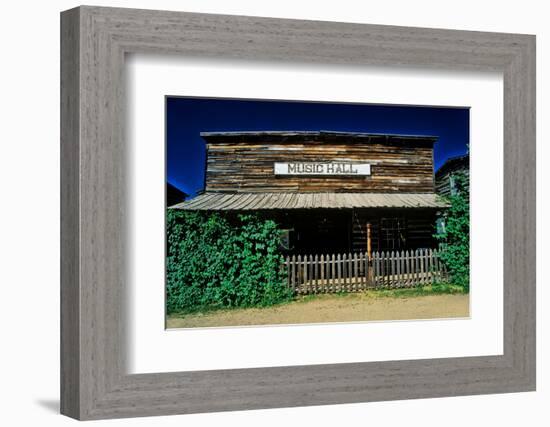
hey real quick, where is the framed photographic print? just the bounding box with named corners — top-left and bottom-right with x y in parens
top-left (60, 5), bottom-right (536, 420)
top-left (164, 97), bottom-right (469, 329)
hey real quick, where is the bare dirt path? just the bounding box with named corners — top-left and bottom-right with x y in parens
top-left (167, 293), bottom-right (469, 328)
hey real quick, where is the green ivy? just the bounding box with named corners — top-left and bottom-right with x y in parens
top-left (435, 172), bottom-right (470, 290)
top-left (166, 210), bottom-right (292, 314)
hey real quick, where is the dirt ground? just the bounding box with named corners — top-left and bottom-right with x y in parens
top-left (166, 293), bottom-right (469, 329)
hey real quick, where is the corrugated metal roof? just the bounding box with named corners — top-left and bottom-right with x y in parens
top-left (171, 192), bottom-right (449, 211)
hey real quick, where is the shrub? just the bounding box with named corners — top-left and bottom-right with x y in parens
top-left (166, 210), bottom-right (292, 313)
top-left (435, 172), bottom-right (470, 290)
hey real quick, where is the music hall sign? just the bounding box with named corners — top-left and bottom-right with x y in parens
top-left (274, 162), bottom-right (371, 176)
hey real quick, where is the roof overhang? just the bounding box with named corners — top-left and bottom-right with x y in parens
top-left (171, 192), bottom-right (449, 211)
top-left (200, 130), bottom-right (438, 147)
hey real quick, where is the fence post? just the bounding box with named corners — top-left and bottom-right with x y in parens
top-left (361, 251), bottom-right (366, 289)
top-left (353, 252), bottom-right (359, 291)
top-left (285, 256), bottom-right (292, 289)
top-left (396, 250), bottom-right (402, 287)
top-left (377, 251), bottom-right (381, 287)
top-left (434, 249), bottom-right (441, 282)
top-left (347, 252), bottom-right (353, 291)
top-left (344, 252), bottom-right (349, 291)
top-left (407, 250), bottom-right (414, 286)
top-left (390, 251), bottom-right (395, 288)
top-left (336, 253), bottom-right (341, 292)
top-left (330, 253), bottom-right (335, 292)
top-left (420, 249), bottom-right (426, 285)
top-left (321, 254), bottom-right (325, 291)
top-left (376, 251), bottom-right (384, 286)
top-left (303, 255), bottom-right (308, 289)
top-left (427, 249), bottom-right (433, 284)
top-left (435, 249), bottom-right (442, 282)
top-left (369, 252), bottom-right (378, 287)
top-left (295, 254), bottom-right (301, 292)
top-left (382, 252), bottom-right (386, 287)
top-left (403, 250), bottom-right (408, 287)
top-left (290, 255), bottom-right (295, 292)
top-left (342, 253), bottom-right (346, 291)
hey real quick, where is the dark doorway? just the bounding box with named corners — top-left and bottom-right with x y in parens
top-left (276, 210), bottom-right (351, 255)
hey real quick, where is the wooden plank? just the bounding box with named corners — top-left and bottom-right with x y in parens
top-left (350, 253), bottom-right (354, 291)
top-left (405, 250), bottom-right (410, 287)
top-left (383, 251), bottom-right (388, 288)
top-left (438, 249), bottom-right (444, 282)
top-left (427, 249), bottom-right (433, 283)
top-left (412, 250), bottom-right (418, 286)
top-left (381, 251), bottom-right (385, 288)
top-left (420, 249), bottom-right (426, 285)
top-left (395, 251), bottom-right (403, 288)
top-left (314, 254), bottom-right (319, 293)
top-left (284, 256), bottom-right (292, 289)
top-left (320, 254), bottom-right (325, 291)
top-left (360, 252), bottom-right (366, 289)
top-left (372, 252), bottom-right (380, 287)
top-left (330, 253), bottom-right (336, 292)
top-left (391, 251), bottom-right (396, 288)
top-left (291, 255), bottom-right (296, 292)
top-left (344, 253), bottom-right (348, 291)
top-left (297, 255), bottom-right (305, 287)
top-left (407, 250), bottom-right (414, 286)
top-left (352, 253), bottom-right (359, 291)
top-left (336, 253), bottom-right (341, 292)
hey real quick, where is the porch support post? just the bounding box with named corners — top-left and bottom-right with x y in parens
top-left (367, 222), bottom-right (373, 282)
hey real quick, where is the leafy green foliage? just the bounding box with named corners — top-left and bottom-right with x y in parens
top-left (166, 210), bottom-right (292, 314)
top-left (435, 172), bottom-right (470, 290)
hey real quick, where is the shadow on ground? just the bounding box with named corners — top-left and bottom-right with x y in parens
top-left (35, 399), bottom-right (59, 414)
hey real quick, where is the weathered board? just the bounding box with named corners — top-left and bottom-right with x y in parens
top-left (202, 132), bottom-right (436, 193)
top-left (435, 154), bottom-right (470, 198)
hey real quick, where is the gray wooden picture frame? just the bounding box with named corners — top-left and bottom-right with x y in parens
top-left (60, 5), bottom-right (536, 420)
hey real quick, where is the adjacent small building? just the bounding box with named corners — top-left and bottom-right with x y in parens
top-left (172, 130), bottom-right (449, 256)
top-left (435, 153), bottom-right (469, 198)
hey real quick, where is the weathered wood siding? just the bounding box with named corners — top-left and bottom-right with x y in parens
top-left (435, 168), bottom-right (470, 198)
top-left (204, 138), bottom-right (435, 193)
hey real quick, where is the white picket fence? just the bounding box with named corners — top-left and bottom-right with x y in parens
top-left (284, 248), bottom-right (447, 294)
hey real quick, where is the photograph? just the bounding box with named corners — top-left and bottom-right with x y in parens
top-left (165, 97), bottom-right (470, 328)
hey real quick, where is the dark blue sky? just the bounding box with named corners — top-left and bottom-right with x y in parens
top-left (167, 97), bottom-right (469, 198)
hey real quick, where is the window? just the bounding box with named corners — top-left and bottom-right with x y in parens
top-left (278, 229), bottom-right (294, 251)
top-left (379, 218), bottom-right (407, 251)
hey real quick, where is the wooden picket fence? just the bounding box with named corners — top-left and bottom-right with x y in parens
top-left (284, 248), bottom-right (447, 294)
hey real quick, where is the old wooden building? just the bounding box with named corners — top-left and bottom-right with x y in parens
top-left (173, 130), bottom-right (449, 256)
top-left (435, 153), bottom-right (470, 197)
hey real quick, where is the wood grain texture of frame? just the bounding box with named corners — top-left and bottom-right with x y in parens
top-left (60, 5), bottom-right (536, 420)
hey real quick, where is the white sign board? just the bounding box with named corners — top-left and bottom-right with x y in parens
top-left (274, 162), bottom-right (371, 176)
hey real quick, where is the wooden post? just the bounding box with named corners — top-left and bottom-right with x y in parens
top-left (366, 222), bottom-right (373, 283)
top-left (314, 254), bottom-right (319, 293)
top-left (320, 254), bottom-right (325, 291)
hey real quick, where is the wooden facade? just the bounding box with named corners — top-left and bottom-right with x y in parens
top-left (175, 131), bottom-right (448, 255)
top-left (202, 131), bottom-right (436, 194)
top-left (435, 153), bottom-right (470, 198)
